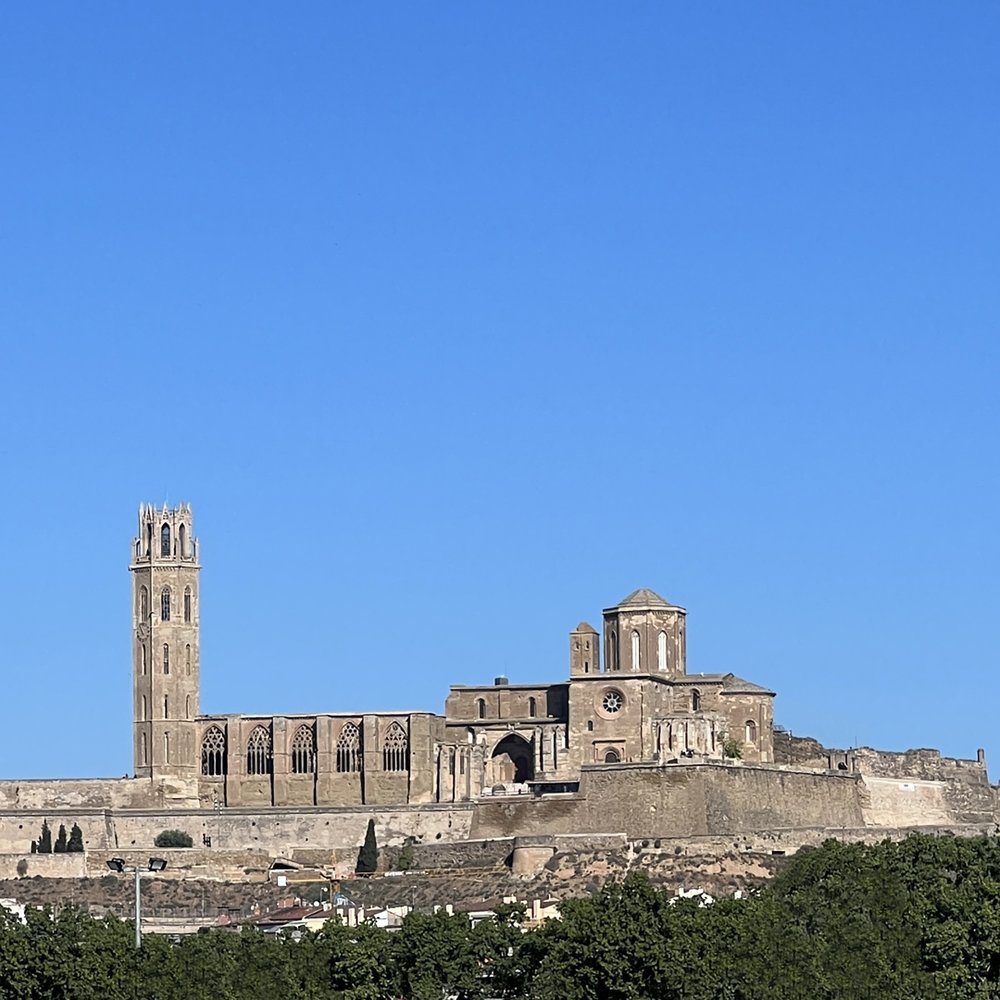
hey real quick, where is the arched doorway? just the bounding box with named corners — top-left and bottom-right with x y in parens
top-left (491, 733), bottom-right (534, 784)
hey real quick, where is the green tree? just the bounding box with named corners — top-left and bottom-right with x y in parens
top-left (37, 820), bottom-right (52, 854)
top-left (54, 824), bottom-right (68, 853)
top-left (356, 819), bottom-right (378, 874)
top-left (154, 829), bottom-right (193, 848)
top-left (67, 823), bottom-right (84, 852)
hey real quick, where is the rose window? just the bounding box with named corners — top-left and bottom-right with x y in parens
top-left (602, 690), bottom-right (623, 714)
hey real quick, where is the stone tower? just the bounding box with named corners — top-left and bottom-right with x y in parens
top-left (602, 588), bottom-right (687, 675)
top-left (130, 503), bottom-right (200, 780)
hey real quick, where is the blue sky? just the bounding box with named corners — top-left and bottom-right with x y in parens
top-left (1, 3), bottom-right (998, 779)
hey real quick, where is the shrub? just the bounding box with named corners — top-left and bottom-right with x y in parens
top-left (15, 859), bottom-right (28, 877)
top-left (154, 829), bottom-right (194, 848)
top-left (67, 823), bottom-right (84, 853)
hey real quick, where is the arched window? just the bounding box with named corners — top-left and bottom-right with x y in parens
top-left (163, 644), bottom-right (169, 674)
top-left (160, 588), bottom-right (171, 621)
top-left (477, 698), bottom-right (486, 720)
top-left (745, 720), bottom-right (758, 745)
top-left (201, 726), bottom-right (227, 776)
top-left (246, 726), bottom-right (272, 776)
top-left (141, 732), bottom-right (147, 766)
top-left (183, 587), bottom-right (192, 623)
top-left (631, 630), bottom-right (641, 671)
top-left (163, 695), bottom-right (169, 719)
top-left (140, 695), bottom-right (147, 721)
top-left (160, 523), bottom-right (171, 557)
top-left (336, 722), bottom-right (362, 773)
top-left (609, 630), bottom-right (619, 671)
top-left (146, 523), bottom-right (152, 557)
top-left (178, 523), bottom-right (187, 559)
top-left (185, 644), bottom-right (191, 675)
top-left (586, 719), bottom-right (594, 731)
top-left (657, 631), bottom-right (667, 671)
top-left (691, 690), bottom-right (701, 712)
top-left (528, 696), bottom-right (537, 718)
top-left (604, 748), bottom-right (621, 764)
top-left (140, 644), bottom-right (147, 675)
top-left (383, 722), bottom-right (408, 773)
top-left (185, 695), bottom-right (191, 719)
top-left (164, 733), bottom-right (171, 763)
top-left (291, 725), bottom-right (316, 774)
top-left (140, 586), bottom-right (149, 622)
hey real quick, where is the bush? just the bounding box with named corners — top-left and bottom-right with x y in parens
top-left (67, 823), bottom-right (84, 853)
top-left (15, 859), bottom-right (28, 877)
top-left (154, 829), bottom-right (194, 848)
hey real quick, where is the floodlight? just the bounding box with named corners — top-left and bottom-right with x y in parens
top-left (148, 857), bottom-right (167, 872)
top-left (106, 858), bottom-right (126, 873)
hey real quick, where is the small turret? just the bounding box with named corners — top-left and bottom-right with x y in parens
top-left (570, 622), bottom-right (599, 676)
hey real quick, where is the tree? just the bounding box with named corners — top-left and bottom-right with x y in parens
top-left (37, 821), bottom-right (52, 854)
top-left (54, 824), bottom-right (68, 853)
top-left (67, 823), bottom-right (84, 853)
top-left (155, 829), bottom-right (193, 848)
top-left (356, 819), bottom-right (378, 874)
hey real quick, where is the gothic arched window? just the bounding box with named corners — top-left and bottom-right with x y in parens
top-left (141, 695), bottom-right (147, 721)
top-left (609, 630), bottom-right (619, 671)
top-left (164, 733), bottom-right (170, 763)
top-left (291, 725), bottom-right (316, 774)
top-left (160, 523), bottom-right (171, 557)
top-left (185, 695), bottom-right (191, 719)
top-left (657, 631), bottom-right (667, 671)
top-left (691, 689), bottom-right (701, 712)
top-left (336, 722), bottom-right (362, 773)
top-left (162, 643), bottom-right (169, 674)
top-left (160, 588), bottom-right (171, 622)
top-left (604, 748), bottom-right (621, 764)
top-left (246, 726), bottom-right (272, 776)
top-left (528, 696), bottom-right (537, 718)
top-left (141, 732), bottom-right (147, 766)
top-left (383, 722), bottom-right (408, 773)
top-left (183, 587), bottom-right (192, 623)
top-left (745, 720), bottom-right (758, 745)
top-left (163, 695), bottom-right (169, 719)
top-left (201, 726), bottom-right (227, 776)
top-left (477, 698), bottom-right (486, 720)
top-left (631, 630), bottom-right (641, 671)
top-left (185, 644), bottom-right (191, 675)
top-left (140, 644), bottom-right (147, 675)
top-left (178, 523), bottom-right (187, 559)
top-left (140, 586), bottom-right (149, 622)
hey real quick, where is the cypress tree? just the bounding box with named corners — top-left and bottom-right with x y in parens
top-left (38, 820), bottom-right (52, 854)
top-left (54, 824), bottom-right (68, 853)
top-left (356, 819), bottom-right (378, 874)
top-left (67, 823), bottom-right (84, 853)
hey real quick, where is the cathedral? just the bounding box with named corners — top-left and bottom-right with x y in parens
top-left (133, 504), bottom-right (776, 809)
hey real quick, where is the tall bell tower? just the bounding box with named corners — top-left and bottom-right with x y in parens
top-left (130, 503), bottom-right (201, 780)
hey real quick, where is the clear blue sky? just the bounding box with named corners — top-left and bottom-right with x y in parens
top-left (2, 3), bottom-right (998, 779)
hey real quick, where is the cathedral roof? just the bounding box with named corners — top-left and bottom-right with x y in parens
top-left (573, 621), bottom-right (598, 634)
top-left (615, 588), bottom-right (675, 608)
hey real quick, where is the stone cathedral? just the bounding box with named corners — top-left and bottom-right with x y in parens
top-left (132, 503), bottom-right (776, 810)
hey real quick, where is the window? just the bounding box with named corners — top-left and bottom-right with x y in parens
top-left (178, 523), bottom-right (186, 558)
top-left (528, 696), bottom-right (537, 718)
top-left (146, 523), bottom-right (152, 557)
top-left (477, 698), bottom-right (486, 720)
top-left (291, 725), bottom-right (316, 774)
top-left (163, 644), bottom-right (169, 674)
top-left (586, 720), bottom-right (594, 732)
top-left (602, 690), bottom-right (624, 714)
top-left (246, 726), bottom-right (272, 776)
top-left (336, 722), bottom-right (362, 773)
top-left (201, 726), bottom-right (227, 776)
top-left (160, 523), bottom-right (171, 557)
top-left (164, 733), bottom-right (170, 764)
top-left (140, 695), bottom-right (147, 721)
top-left (745, 720), bottom-right (757, 745)
top-left (160, 588), bottom-right (171, 621)
top-left (383, 722), bottom-right (408, 772)
top-left (604, 748), bottom-right (621, 764)
top-left (609, 630), bottom-right (619, 671)
top-left (657, 631), bottom-right (667, 671)
top-left (140, 644), bottom-right (147, 675)
top-left (140, 586), bottom-right (149, 622)
top-left (691, 690), bottom-right (701, 712)
top-left (163, 695), bottom-right (169, 719)
top-left (185, 695), bottom-right (191, 719)
top-left (631, 630), bottom-right (640, 671)
top-left (141, 732), bottom-right (147, 766)
top-left (183, 587), bottom-right (192, 623)
top-left (185, 644), bottom-right (191, 675)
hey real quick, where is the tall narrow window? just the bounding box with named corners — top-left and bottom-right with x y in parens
top-left (183, 587), bottom-right (192, 623)
top-left (160, 588), bottom-right (171, 621)
top-left (163, 644), bottom-right (169, 674)
top-left (292, 725), bottom-right (316, 774)
top-left (141, 695), bottom-right (147, 721)
top-left (201, 726), bottom-right (227, 776)
top-left (141, 732), bottom-right (147, 766)
top-left (631, 630), bottom-right (641, 672)
top-left (140, 644), bottom-right (147, 675)
top-left (477, 698), bottom-right (486, 720)
top-left (246, 726), bottom-right (272, 775)
top-left (336, 722), bottom-right (362, 773)
top-left (528, 696), bottom-right (537, 718)
top-left (164, 733), bottom-right (170, 763)
top-left (178, 523), bottom-right (187, 559)
top-left (163, 695), bottom-right (169, 719)
top-left (657, 631), bottom-right (667, 671)
top-left (146, 523), bottom-right (152, 557)
top-left (140, 586), bottom-right (149, 622)
top-left (185, 695), bottom-right (191, 719)
top-left (160, 523), bottom-right (171, 557)
top-left (383, 722), bottom-right (408, 772)
top-left (745, 720), bottom-right (758, 745)
top-left (691, 690), bottom-right (701, 712)
top-left (609, 630), bottom-right (619, 671)
top-left (185, 644), bottom-right (191, 675)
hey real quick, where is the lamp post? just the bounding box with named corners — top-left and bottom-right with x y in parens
top-left (106, 857), bottom-right (168, 948)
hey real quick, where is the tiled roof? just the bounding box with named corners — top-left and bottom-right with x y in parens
top-left (615, 588), bottom-right (674, 608)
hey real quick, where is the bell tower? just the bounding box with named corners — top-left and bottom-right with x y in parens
top-left (130, 503), bottom-right (201, 780)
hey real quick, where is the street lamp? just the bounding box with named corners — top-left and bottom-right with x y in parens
top-left (106, 857), bottom-right (168, 948)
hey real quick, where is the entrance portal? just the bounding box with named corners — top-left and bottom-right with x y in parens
top-left (491, 734), bottom-right (534, 784)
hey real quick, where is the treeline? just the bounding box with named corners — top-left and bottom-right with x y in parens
top-left (3, 833), bottom-right (1000, 998)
